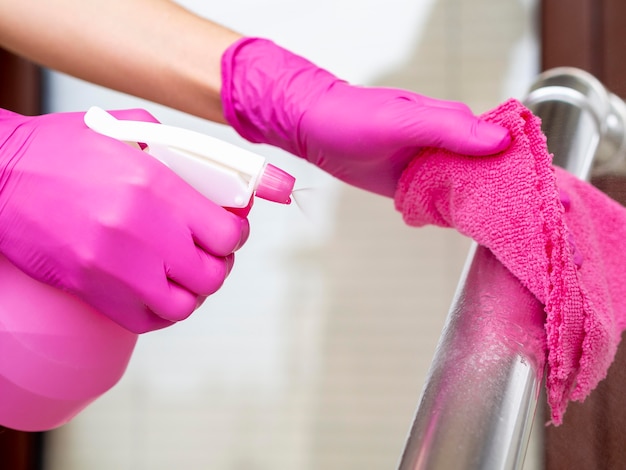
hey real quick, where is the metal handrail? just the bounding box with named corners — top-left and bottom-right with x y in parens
top-left (396, 68), bottom-right (626, 470)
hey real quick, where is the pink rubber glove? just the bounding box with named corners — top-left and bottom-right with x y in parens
top-left (221, 38), bottom-right (512, 197)
top-left (0, 108), bottom-right (249, 333)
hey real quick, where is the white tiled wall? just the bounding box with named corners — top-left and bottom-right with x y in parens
top-left (43, 1), bottom-right (540, 468)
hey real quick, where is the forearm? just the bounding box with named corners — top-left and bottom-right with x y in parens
top-left (0, 0), bottom-right (242, 123)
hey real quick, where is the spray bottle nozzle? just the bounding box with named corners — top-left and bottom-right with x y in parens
top-left (256, 164), bottom-right (295, 204)
top-left (83, 107), bottom-right (296, 209)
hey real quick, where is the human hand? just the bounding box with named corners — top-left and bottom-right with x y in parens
top-left (0, 108), bottom-right (249, 333)
top-left (221, 38), bottom-right (511, 197)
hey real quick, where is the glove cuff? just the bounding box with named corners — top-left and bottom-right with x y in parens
top-left (220, 37), bottom-right (339, 157)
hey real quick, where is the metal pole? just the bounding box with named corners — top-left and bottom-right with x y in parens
top-left (397, 68), bottom-right (626, 470)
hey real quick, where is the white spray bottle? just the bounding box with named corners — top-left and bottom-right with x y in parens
top-left (0, 108), bottom-right (295, 431)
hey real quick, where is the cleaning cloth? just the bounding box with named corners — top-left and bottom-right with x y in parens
top-left (394, 98), bottom-right (626, 425)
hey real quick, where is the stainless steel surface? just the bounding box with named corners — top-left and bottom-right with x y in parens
top-left (398, 68), bottom-right (623, 470)
top-left (397, 245), bottom-right (545, 470)
top-left (525, 67), bottom-right (626, 178)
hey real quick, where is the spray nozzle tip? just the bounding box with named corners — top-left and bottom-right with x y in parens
top-left (256, 164), bottom-right (295, 204)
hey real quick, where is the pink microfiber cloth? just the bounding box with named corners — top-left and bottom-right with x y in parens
top-left (395, 98), bottom-right (626, 425)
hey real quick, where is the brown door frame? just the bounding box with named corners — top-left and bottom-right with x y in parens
top-left (0, 48), bottom-right (45, 470)
top-left (541, 0), bottom-right (626, 98)
top-left (0, 48), bottom-right (41, 115)
top-left (541, 1), bottom-right (626, 468)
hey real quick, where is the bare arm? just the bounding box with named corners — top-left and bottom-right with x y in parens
top-left (0, 0), bottom-right (242, 123)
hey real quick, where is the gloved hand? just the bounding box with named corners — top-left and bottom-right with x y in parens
top-left (221, 38), bottom-right (512, 197)
top-left (0, 108), bottom-right (249, 333)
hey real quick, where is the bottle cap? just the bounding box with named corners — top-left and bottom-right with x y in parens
top-left (255, 164), bottom-right (295, 204)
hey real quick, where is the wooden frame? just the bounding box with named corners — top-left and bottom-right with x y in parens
top-left (541, 0), bottom-right (626, 468)
top-left (541, 0), bottom-right (626, 98)
top-left (0, 48), bottom-right (44, 470)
